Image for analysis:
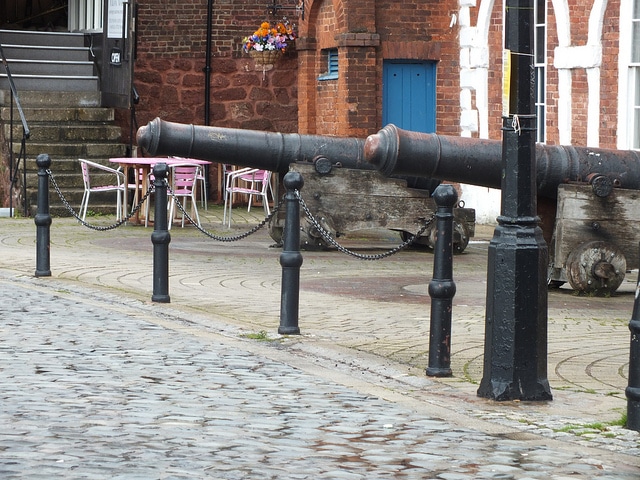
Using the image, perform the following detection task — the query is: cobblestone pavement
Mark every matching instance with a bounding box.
[1,205,639,478]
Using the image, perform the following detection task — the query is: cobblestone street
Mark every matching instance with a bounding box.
[0,212,639,478]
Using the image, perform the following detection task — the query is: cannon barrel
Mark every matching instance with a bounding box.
[137,118,370,173]
[364,124,640,198]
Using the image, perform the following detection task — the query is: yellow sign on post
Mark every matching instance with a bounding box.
[502,49,511,117]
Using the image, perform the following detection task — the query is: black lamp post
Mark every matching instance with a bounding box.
[477,0,552,401]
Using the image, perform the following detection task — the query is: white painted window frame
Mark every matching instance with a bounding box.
[68,0,104,32]
[631,1,640,149]
[535,0,548,143]
[618,0,639,150]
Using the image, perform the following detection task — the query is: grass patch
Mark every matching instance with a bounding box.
[241,330,271,341]
[554,413,628,435]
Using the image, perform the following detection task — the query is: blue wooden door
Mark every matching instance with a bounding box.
[383,61,436,133]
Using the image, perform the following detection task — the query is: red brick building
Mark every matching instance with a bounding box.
[4,0,637,217]
[125,0,638,218]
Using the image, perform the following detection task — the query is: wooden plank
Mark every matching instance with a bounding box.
[553,184,640,270]
[286,164,474,237]
[291,164,430,234]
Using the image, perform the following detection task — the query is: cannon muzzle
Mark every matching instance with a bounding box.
[365,124,640,198]
[137,118,369,173]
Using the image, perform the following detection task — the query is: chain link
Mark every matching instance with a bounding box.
[167,185,286,242]
[47,169,435,258]
[295,190,435,260]
[47,169,152,231]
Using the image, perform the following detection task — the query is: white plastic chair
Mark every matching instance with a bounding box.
[168,164,201,229]
[79,159,125,221]
[222,166,256,226]
[143,169,157,228]
[224,168,273,227]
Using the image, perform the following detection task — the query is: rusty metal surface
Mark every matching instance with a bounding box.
[137,117,371,174]
[365,124,640,199]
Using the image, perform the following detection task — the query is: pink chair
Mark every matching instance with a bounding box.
[224,168,273,227]
[171,157,207,208]
[168,164,201,229]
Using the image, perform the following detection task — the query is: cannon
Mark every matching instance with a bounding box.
[137,118,475,252]
[138,118,640,294]
[365,124,640,294]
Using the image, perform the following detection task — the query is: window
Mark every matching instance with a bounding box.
[632,0,640,149]
[534,0,547,143]
[318,48,338,80]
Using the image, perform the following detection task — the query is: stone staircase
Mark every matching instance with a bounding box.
[0,30,98,91]
[0,29,126,217]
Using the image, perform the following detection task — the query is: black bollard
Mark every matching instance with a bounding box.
[151,163,171,303]
[278,171,303,335]
[626,244,640,431]
[35,153,52,277]
[426,184,457,377]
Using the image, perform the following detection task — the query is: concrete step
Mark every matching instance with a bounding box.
[2,106,114,123]
[23,154,127,172]
[16,142,126,159]
[3,59,95,77]
[0,90,101,107]
[0,26,127,217]
[0,30,97,93]
[0,74,99,92]
[5,123,122,142]
[0,44,92,62]
[0,30,87,48]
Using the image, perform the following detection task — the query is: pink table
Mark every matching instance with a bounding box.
[109,157,211,224]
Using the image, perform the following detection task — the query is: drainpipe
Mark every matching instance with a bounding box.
[202,0,214,200]
[204,0,213,126]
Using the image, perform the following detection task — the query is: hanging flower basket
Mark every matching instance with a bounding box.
[242,19,296,70]
[249,49,281,66]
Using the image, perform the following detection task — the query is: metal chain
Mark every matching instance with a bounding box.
[167,185,286,242]
[47,169,152,231]
[48,169,434,256]
[295,190,435,260]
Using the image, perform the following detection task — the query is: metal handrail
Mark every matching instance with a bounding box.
[0,42,30,217]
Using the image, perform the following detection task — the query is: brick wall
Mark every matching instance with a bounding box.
[123,0,626,164]
[545,0,559,145]
[486,7,505,141]
[116,0,300,198]
[470,0,623,148]
[600,1,621,149]
[298,0,460,137]
[121,0,299,143]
